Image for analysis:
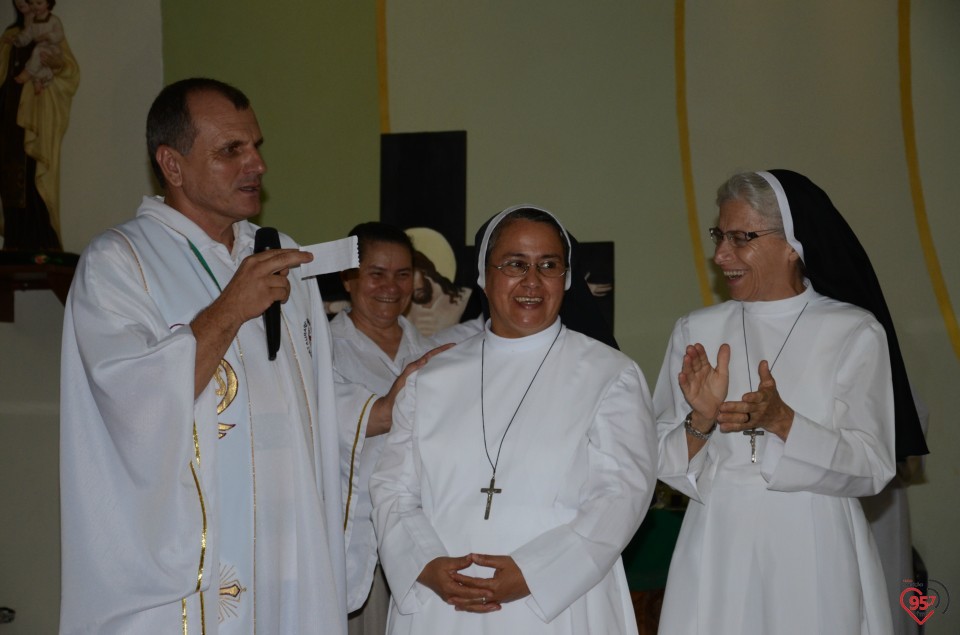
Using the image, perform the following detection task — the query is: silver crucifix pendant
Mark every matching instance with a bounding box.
[743,429,765,463]
[480,476,502,520]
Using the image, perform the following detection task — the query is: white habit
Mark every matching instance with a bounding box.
[655,285,895,634]
[330,311,435,627]
[371,320,657,634]
[60,197,348,634]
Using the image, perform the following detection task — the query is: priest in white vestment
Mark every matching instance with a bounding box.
[59,79,351,634]
[656,170,926,635]
[371,205,657,634]
[331,222,439,634]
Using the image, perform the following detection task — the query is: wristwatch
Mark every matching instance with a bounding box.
[683,411,716,440]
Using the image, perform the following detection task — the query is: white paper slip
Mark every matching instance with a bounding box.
[299,236,359,278]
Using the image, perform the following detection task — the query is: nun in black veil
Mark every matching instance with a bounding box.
[654,169,924,634]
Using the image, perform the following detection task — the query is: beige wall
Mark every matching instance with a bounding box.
[1,1,956,632]
[159,1,382,245]
[384,3,959,632]
[0,2,163,633]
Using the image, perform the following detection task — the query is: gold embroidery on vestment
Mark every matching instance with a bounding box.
[186,423,208,634]
[235,341,258,630]
[215,359,238,414]
[215,359,239,439]
[109,228,149,293]
[218,564,246,622]
[344,394,376,532]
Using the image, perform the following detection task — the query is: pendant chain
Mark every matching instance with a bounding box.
[740,301,808,464]
[480,327,562,478]
[741,301,808,391]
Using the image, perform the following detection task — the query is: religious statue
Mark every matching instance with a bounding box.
[0,0,79,251]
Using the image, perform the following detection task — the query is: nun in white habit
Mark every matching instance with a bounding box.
[370,205,657,634]
[655,170,919,634]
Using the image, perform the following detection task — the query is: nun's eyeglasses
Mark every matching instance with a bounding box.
[708,227,781,248]
[492,259,567,278]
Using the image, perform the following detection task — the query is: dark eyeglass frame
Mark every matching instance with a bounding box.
[708,227,781,248]
[491,259,568,278]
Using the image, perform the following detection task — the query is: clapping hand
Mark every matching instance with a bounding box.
[717,360,794,440]
[678,343,730,426]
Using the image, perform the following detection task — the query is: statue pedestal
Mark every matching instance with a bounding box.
[0,251,79,322]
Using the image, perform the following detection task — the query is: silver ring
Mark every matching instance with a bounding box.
[480,596,487,605]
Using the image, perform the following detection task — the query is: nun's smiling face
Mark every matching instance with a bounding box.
[713,198,803,302]
[485,219,565,338]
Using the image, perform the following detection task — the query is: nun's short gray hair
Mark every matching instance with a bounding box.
[715,172,784,232]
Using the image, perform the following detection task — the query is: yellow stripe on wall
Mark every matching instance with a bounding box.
[377,0,391,134]
[674,0,713,307]
[898,0,960,359]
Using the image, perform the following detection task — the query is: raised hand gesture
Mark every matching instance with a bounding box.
[679,343,730,422]
[718,360,794,440]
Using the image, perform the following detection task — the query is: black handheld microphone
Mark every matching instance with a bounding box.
[254,227,282,361]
